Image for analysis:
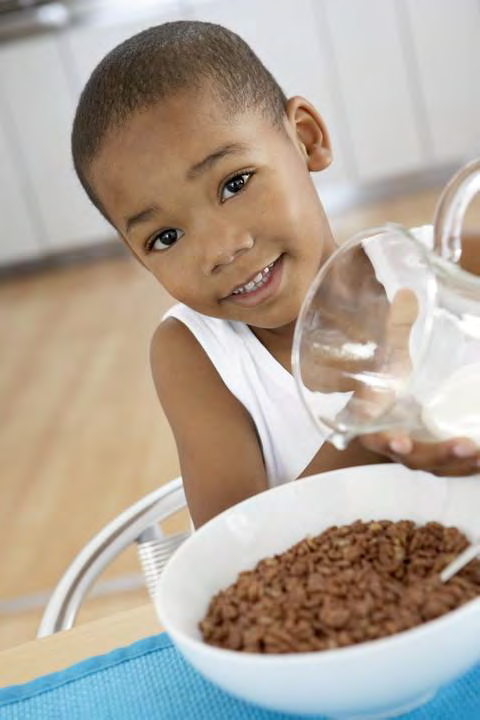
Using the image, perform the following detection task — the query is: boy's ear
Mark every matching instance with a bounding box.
[285,96,332,172]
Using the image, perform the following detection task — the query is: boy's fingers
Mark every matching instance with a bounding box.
[361,431,413,457]
[361,432,480,475]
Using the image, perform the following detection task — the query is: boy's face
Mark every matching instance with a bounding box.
[89,87,334,331]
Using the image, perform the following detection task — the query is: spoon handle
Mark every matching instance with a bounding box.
[440,541,480,583]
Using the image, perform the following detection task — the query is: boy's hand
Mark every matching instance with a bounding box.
[360,431,480,476]
[357,288,480,476]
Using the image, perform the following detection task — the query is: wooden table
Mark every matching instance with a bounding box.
[0,604,162,688]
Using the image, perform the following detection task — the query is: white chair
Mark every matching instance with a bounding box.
[38,476,190,637]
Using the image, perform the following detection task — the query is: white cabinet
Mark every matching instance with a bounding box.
[0,110,40,263]
[322,0,425,182]
[404,0,480,165]
[0,34,112,253]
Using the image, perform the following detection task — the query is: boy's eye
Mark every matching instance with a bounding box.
[220,172,253,202]
[146,228,184,252]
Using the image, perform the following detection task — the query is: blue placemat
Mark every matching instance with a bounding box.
[0,632,478,719]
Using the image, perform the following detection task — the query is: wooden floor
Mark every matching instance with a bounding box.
[1,186,479,652]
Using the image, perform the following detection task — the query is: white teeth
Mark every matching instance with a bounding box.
[231,261,275,296]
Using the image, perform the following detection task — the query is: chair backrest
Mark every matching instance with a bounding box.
[38,477,190,637]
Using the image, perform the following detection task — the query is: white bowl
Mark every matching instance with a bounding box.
[155,464,480,719]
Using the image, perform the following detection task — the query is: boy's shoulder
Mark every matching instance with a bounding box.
[150,306,253,445]
[150,311,224,404]
[151,304,239,381]
[151,310,201,366]
[151,303,255,400]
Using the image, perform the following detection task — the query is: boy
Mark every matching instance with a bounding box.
[71,21,479,527]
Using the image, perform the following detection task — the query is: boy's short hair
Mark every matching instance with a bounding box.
[72,20,288,215]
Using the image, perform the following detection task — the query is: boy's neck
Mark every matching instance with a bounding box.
[249,321,296,373]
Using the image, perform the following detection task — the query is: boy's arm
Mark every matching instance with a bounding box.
[151,318,268,528]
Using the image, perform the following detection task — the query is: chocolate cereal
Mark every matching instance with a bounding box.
[199,520,480,653]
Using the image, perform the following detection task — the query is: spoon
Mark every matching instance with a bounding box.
[440,540,480,583]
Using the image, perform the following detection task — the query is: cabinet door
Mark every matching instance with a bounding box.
[404,0,480,165]
[0,34,112,253]
[0,108,40,263]
[189,0,351,188]
[323,0,425,182]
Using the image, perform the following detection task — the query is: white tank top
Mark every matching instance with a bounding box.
[162,305,343,487]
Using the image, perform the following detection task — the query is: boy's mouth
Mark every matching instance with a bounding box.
[225,255,284,306]
[231,260,276,295]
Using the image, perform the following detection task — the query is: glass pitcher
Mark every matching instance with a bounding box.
[292,158,480,450]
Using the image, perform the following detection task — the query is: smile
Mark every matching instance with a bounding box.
[224,255,284,308]
[231,261,276,296]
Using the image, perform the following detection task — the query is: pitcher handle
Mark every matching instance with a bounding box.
[433,157,480,263]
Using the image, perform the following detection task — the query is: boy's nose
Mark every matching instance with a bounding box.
[200,227,255,275]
